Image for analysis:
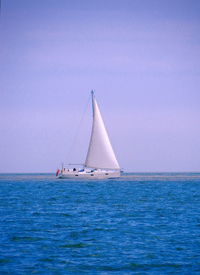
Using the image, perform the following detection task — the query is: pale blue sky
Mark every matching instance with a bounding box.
[0,0,200,172]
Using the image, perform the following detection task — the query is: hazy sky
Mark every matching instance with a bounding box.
[0,0,200,172]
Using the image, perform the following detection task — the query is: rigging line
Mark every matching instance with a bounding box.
[65,94,91,165]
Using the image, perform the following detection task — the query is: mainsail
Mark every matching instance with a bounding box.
[85,91,120,170]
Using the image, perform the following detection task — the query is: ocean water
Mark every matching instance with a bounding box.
[0,173,200,274]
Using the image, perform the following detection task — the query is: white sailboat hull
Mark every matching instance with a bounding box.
[57,170,120,179]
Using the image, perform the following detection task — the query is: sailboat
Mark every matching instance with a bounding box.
[57,91,120,179]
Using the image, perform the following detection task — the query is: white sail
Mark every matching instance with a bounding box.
[85,91,120,170]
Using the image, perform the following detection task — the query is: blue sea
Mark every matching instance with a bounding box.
[0,173,200,274]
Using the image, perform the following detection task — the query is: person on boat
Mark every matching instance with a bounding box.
[73,168,76,171]
[56,169,60,176]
